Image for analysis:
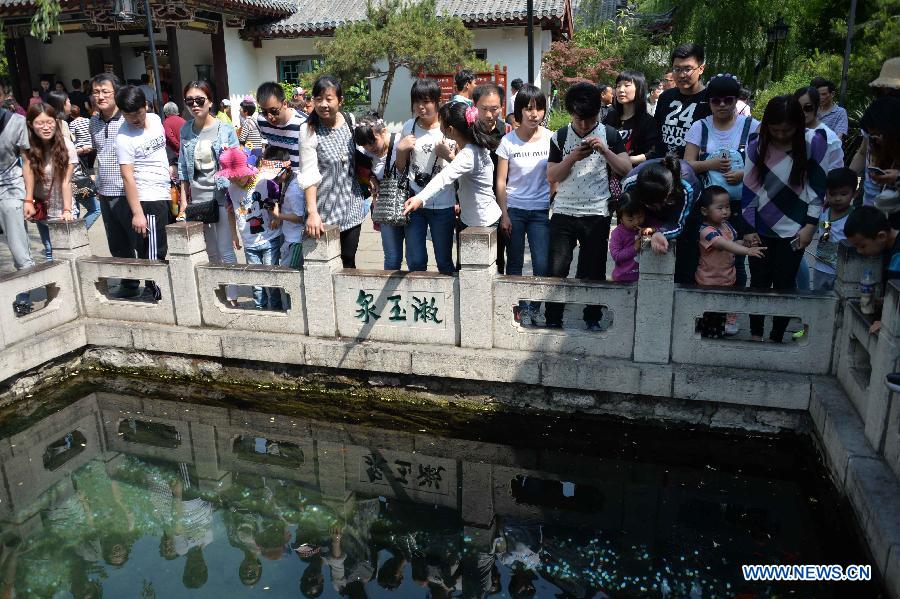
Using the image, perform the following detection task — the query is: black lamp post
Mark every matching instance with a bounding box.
[766,16,789,81]
[113,0,163,110]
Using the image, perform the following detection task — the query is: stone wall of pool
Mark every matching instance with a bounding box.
[0,219,898,597]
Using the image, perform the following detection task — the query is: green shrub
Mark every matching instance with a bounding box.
[546,109,571,132]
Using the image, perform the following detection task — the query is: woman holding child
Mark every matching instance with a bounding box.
[178,80,240,306]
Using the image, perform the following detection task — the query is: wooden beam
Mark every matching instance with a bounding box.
[166,26,184,111]
[211,16,229,101]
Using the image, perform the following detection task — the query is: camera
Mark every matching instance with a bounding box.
[413,171,433,188]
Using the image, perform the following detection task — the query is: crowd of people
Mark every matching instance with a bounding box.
[0,46,898,339]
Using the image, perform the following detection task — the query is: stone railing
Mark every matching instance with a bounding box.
[0,219,890,418]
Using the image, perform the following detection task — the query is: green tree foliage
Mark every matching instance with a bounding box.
[318,0,474,114]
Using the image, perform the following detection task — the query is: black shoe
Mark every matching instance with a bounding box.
[585,321,603,332]
[887,373,900,393]
[544,321,563,329]
[13,302,32,317]
[143,283,162,301]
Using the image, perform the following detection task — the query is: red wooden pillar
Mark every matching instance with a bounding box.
[166,26,184,110]
[211,17,229,101]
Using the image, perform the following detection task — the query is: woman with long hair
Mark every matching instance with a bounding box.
[742,95,840,342]
[24,103,76,260]
[177,80,241,306]
[300,75,366,268]
[622,156,701,284]
[603,70,659,166]
[47,90,102,230]
[403,101,501,228]
[393,79,457,274]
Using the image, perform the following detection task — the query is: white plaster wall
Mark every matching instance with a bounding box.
[246,27,554,127]
[174,29,214,91]
[26,33,91,83]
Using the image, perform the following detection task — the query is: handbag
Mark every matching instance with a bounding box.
[185,199,219,223]
[32,199,48,221]
[71,160,95,199]
[372,134,410,227]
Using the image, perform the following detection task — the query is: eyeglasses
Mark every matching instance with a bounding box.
[709,96,736,106]
[259,106,283,117]
[800,103,816,113]
[183,97,208,107]
[672,66,700,76]
[32,122,56,130]
[91,90,114,97]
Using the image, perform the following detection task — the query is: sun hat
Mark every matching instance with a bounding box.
[215,147,258,179]
[221,98,231,106]
[870,57,900,90]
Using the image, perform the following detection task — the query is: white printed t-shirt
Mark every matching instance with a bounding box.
[115,112,170,203]
[281,176,306,244]
[395,118,456,209]
[684,115,760,156]
[227,172,283,248]
[496,127,551,211]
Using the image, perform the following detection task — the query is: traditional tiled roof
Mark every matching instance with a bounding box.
[0,0,293,18]
[245,0,569,39]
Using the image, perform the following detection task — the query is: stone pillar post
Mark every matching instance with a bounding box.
[302,225,341,338]
[835,240,882,300]
[166,222,208,327]
[864,281,900,452]
[44,220,91,315]
[458,227,496,349]
[633,244,675,364]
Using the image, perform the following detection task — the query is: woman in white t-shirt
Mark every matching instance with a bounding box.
[394,79,457,274]
[496,85,552,324]
[403,102,501,229]
[354,113,404,270]
[24,102,77,261]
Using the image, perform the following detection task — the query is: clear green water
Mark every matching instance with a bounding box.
[0,377,884,598]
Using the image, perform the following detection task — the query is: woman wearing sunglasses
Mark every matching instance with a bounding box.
[683,75,760,305]
[793,87,844,171]
[177,80,241,306]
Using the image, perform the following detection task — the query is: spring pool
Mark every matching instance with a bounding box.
[0,376,884,598]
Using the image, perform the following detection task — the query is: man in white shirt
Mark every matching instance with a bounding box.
[115,85,171,298]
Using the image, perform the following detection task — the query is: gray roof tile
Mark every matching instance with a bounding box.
[250,0,567,37]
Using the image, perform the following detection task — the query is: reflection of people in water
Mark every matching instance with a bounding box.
[320,498,382,595]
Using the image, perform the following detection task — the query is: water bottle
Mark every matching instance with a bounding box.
[860,269,876,315]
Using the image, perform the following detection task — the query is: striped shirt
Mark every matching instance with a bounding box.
[741,128,837,239]
[239,116,263,150]
[70,117,92,149]
[256,108,306,168]
[89,110,125,196]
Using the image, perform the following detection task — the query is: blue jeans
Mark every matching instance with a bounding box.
[796,254,811,291]
[812,269,836,291]
[506,208,550,277]
[35,221,52,261]
[244,236,283,310]
[77,194,102,229]
[380,224,405,270]
[406,206,456,274]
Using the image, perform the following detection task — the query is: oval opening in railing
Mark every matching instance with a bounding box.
[42,429,87,471]
[509,474,604,512]
[117,419,181,448]
[232,435,305,469]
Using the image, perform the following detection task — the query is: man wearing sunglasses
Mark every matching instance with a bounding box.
[654,43,711,158]
[255,81,306,169]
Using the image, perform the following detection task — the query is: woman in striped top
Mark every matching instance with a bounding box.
[742,95,841,342]
[238,98,264,151]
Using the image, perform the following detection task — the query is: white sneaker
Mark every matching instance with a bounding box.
[724,313,739,336]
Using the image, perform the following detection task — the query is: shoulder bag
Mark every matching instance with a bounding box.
[372,133,410,227]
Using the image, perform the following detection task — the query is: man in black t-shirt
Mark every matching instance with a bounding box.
[654,43,711,158]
